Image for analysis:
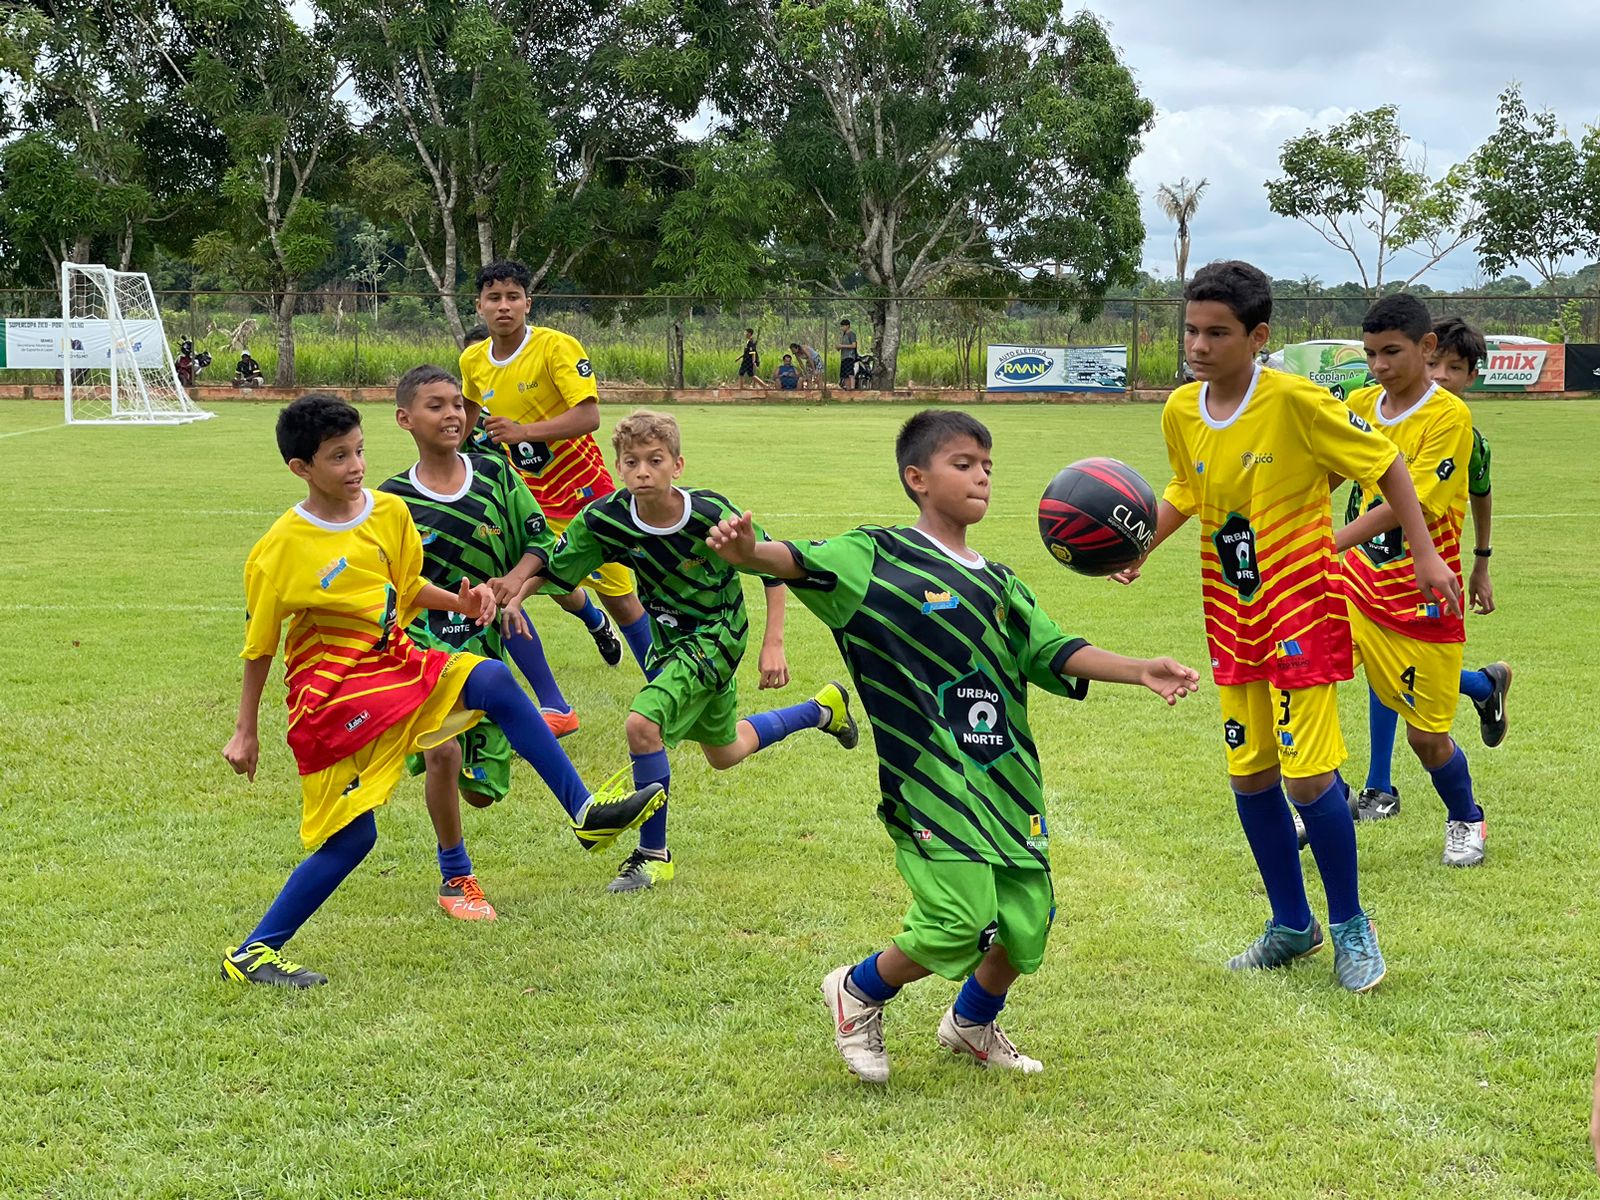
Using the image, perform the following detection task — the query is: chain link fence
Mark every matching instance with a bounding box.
[3,287,1596,391]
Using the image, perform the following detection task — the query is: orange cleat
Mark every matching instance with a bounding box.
[541,707,580,739]
[438,874,497,921]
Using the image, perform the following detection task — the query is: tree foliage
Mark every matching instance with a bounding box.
[1470,85,1599,288]
[1265,105,1474,297]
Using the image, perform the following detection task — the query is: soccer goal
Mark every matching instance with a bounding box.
[61,262,214,425]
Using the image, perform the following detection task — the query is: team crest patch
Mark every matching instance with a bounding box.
[921,590,959,614]
[1436,458,1456,481]
[1349,412,1372,432]
[995,602,1008,625]
[318,557,349,589]
[1223,717,1246,749]
[576,358,593,378]
[938,669,1012,768]
[1049,543,1072,564]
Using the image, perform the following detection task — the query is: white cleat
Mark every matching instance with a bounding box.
[1443,817,1487,867]
[936,1006,1044,1073]
[821,964,889,1084]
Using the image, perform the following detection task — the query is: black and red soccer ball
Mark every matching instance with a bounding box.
[1038,458,1158,577]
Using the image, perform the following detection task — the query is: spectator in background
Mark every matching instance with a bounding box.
[837,319,859,391]
[235,351,264,387]
[737,327,766,390]
[790,342,823,388]
[776,353,800,390]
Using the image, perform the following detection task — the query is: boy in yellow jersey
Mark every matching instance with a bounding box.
[460,261,655,675]
[1115,261,1460,992]
[219,395,664,988]
[1337,295,1488,867]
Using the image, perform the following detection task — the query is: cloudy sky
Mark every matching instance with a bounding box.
[1101,0,1600,288]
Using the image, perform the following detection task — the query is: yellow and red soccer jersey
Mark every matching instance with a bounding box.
[241,489,452,775]
[1161,366,1399,688]
[1340,383,1474,644]
[458,326,616,520]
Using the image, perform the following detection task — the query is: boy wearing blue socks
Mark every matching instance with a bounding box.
[220,395,663,987]
[496,410,858,893]
[707,409,1199,1082]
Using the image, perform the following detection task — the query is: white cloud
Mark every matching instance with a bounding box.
[1098,0,1600,288]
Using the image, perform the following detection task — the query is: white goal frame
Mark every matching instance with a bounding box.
[61,262,214,425]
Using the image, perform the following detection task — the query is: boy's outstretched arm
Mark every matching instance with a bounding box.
[1060,644,1200,706]
[1110,499,1190,585]
[1468,491,1494,614]
[415,578,498,626]
[489,549,550,607]
[758,582,791,689]
[223,656,273,781]
[705,511,805,579]
[1371,454,1462,616]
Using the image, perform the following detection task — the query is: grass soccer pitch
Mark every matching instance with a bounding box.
[1,398,1596,1199]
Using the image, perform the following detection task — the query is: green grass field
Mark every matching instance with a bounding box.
[1,398,1596,1198]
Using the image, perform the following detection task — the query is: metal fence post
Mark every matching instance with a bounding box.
[1129,301,1141,390]
[353,318,361,392]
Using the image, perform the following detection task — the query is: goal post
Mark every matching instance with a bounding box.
[61,262,214,425]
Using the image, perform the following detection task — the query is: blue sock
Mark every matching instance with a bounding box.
[631,749,671,853]
[502,609,570,714]
[953,975,1007,1026]
[1233,783,1313,930]
[240,810,377,949]
[464,659,588,819]
[1427,743,1483,823]
[1365,687,1398,794]
[571,591,606,633]
[1460,668,1493,704]
[745,700,823,749]
[437,839,471,883]
[847,952,900,1004]
[618,613,656,678]
[1297,775,1361,925]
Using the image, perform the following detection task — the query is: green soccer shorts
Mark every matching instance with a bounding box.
[405,720,513,805]
[891,846,1056,980]
[630,651,740,749]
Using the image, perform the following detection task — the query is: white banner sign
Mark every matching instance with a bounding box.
[986,344,1127,392]
[1479,345,1548,387]
[2,317,166,369]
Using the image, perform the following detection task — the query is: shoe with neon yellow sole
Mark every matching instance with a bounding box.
[607,848,674,893]
[814,680,860,750]
[571,770,665,852]
[221,942,328,988]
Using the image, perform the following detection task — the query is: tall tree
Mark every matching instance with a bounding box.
[0,1,218,283]
[1266,105,1473,297]
[181,0,350,386]
[1470,85,1599,288]
[754,1,1152,384]
[1155,176,1207,283]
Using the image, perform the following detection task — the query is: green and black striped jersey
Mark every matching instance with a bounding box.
[1468,426,1492,497]
[541,487,780,686]
[378,452,553,659]
[784,526,1088,870]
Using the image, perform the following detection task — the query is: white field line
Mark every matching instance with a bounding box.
[0,424,70,440]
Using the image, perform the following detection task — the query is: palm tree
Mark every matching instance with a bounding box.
[1156,177,1208,282]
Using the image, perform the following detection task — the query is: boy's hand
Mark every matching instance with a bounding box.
[501,605,531,640]
[1108,559,1144,586]
[1412,547,1463,618]
[223,729,260,782]
[758,640,790,689]
[482,415,526,444]
[1140,658,1200,706]
[460,578,498,627]
[705,510,759,566]
[1468,559,1495,614]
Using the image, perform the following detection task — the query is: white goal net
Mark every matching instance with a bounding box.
[61,262,213,425]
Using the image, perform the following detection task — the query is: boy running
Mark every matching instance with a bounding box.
[1355,316,1511,822]
[1338,296,1494,867]
[707,410,1200,1082]
[460,260,650,674]
[379,364,581,920]
[1115,261,1460,992]
[496,410,858,893]
[220,395,663,987]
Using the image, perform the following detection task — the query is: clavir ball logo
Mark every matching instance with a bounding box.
[993,347,1056,385]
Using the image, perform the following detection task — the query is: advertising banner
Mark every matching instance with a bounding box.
[1562,343,1600,392]
[1,317,166,370]
[986,344,1127,393]
[1279,342,1373,398]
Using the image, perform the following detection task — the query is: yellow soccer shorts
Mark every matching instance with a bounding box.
[546,514,636,598]
[1217,679,1346,779]
[297,652,486,848]
[1349,604,1463,734]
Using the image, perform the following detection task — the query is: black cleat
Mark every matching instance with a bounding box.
[1473,662,1511,748]
[1356,786,1400,821]
[589,611,624,667]
[221,942,328,988]
[572,776,665,852]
